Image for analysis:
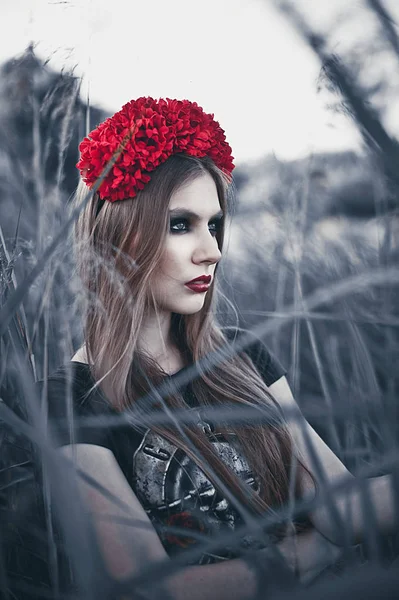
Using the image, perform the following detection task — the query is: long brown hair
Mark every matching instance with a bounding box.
[72,153,298,519]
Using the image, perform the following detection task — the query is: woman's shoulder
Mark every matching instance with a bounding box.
[223,326,287,387]
[35,361,116,449]
[36,361,95,400]
[35,361,112,423]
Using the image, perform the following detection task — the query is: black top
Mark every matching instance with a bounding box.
[37,333,287,565]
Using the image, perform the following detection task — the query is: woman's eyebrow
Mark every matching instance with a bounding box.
[169,208,224,220]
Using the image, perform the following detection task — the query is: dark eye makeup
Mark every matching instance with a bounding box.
[169,216,223,236]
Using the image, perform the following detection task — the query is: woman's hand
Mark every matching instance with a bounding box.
[275,528,344,585]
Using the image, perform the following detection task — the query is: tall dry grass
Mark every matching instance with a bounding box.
[1,2,399,598]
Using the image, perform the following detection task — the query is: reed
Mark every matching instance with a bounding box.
[1,3,399,597]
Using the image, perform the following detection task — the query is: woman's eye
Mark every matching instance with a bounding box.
[208,220,222,237]
[169,218,222,235]
[170,218,190,233]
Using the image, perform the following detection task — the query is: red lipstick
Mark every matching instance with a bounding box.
[186,275,212,284]
[185,274,212,293]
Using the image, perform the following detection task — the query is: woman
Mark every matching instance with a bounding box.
[41,97,396,599]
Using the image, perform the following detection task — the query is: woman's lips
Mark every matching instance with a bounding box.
[185,274,211,292]
[185,282,210,293]
[186,275,212,284]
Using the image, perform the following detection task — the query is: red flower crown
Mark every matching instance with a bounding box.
[76,97,235,202]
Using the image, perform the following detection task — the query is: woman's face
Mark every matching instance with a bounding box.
[150,172,223,315]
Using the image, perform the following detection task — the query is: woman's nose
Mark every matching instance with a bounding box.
[192,230,222,266]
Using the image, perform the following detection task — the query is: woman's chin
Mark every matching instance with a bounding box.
[172,298,206,315]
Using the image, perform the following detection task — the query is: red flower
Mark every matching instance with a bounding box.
[76,97,234,202]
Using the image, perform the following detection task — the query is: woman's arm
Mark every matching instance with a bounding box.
[59,444,341,599]
[165,529,340,600]
[268,376,397,544]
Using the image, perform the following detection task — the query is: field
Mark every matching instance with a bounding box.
[1,2,399,598]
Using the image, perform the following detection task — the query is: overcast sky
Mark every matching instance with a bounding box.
[2,0,395,165]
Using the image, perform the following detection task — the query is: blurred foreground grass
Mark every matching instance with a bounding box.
[1,2,399,597]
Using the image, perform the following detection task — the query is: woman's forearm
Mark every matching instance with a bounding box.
[269,382,397,544]
[337,473,396,542]
[367,474,397,536]
[308,472,397,545]
[165,556,258,600]
[162,529,342,600]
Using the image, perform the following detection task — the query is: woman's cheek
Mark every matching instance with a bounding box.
[168,239,191,264]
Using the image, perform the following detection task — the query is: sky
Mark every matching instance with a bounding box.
[0,0,390,166]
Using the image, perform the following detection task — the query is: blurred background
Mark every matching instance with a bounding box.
[1,0,399,597]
